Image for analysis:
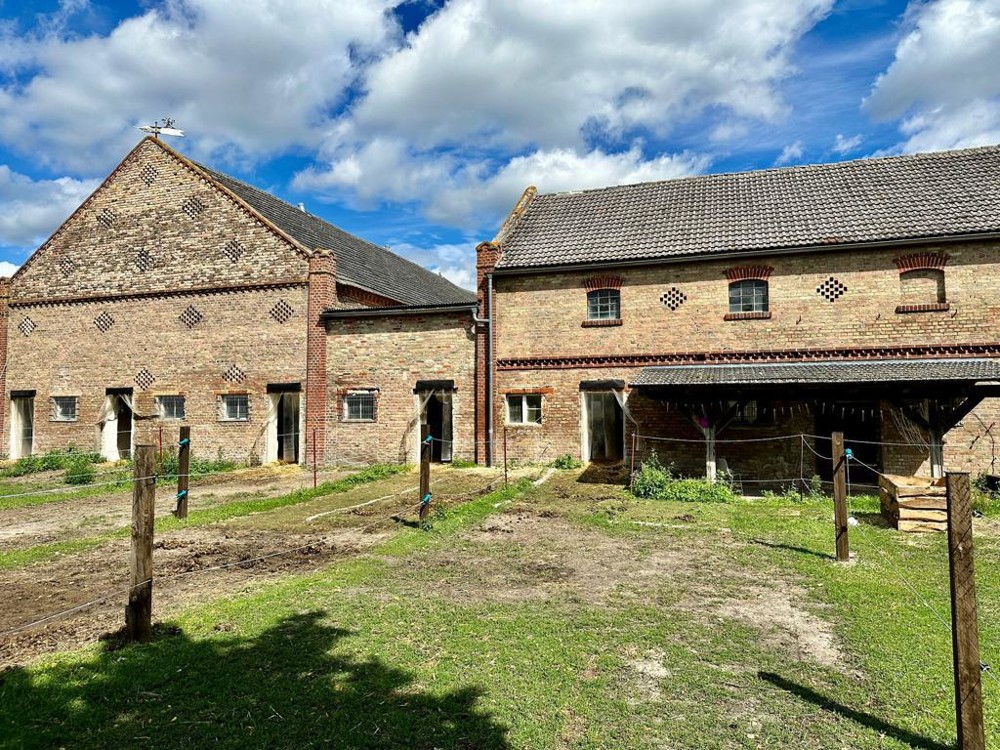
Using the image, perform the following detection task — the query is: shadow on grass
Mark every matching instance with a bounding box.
[577,462,628,485]
[758,671,952,750]
[0,611,509,750]
[854,512,892,529]
[750,538,833,561]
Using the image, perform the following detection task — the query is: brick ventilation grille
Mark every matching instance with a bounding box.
[135,249,154,272]
[223,364,247,384]
[96,208,117,228]
[660,287,687,311]
[18,317,36,336]
[179,305,203,329]
[139,165,158,186]
[816,277,847,302]
[94,311,115,333]
[223,239,245,263]
[270,300,294,323]
[134,368,156,391]
[181,196,206,218]
[58,257,75,276]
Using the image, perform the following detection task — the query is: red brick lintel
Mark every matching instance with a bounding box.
[583,275,623,292]
[10,279,308,308]
[894,252,950,273]
[724,265,773,282]
[496,343,1000,371]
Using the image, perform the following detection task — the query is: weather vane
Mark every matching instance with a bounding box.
[138,118,184,140]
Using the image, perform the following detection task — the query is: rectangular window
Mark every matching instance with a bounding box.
[728,279,769,314]
[156,395,185,420]
[587,289,621,320]
[506,394,543,425]
[220,394,249,421]
[51,396,78,422]
[344,392,376,422]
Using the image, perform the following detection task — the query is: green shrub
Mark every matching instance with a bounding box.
[450,458,477,469]
[155,447,238,479]
[629,453,736,503]
[551,454,583,470]
[64,456,97,485]
[1,447,102,478]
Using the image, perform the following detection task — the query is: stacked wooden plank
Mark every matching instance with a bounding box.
[879,474,947,532]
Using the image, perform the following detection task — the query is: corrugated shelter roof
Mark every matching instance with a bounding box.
[495,146,1000,270]
[201,166,476,307]
[632,359,1000,387]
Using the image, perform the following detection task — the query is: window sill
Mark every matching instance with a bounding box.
[895,303,950,314]
[219,418,250,423]
[724,311,772,321]
[342,419,377,424]
[582,318,622,328]
[506,422,543,428]
[49,418,78,423]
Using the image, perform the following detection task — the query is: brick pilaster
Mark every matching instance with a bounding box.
[475,241,500,465]
[306,250,337,464]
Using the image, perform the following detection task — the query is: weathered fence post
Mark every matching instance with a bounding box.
[419,423,432,521]
[946,472,986,750]
[503,426,509,487]
[126,443,155,643]
[831,431,850,562]
[312,427,318,489]
[174,425,190,519]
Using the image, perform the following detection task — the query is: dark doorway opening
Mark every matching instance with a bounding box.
[814,402,881,487]
[586,391,624,462]
[421,391,453,463]
[275,392,300,464]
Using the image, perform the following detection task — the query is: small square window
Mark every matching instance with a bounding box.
[220,394,249,421]
[728,279,769,314]
[51,396,78,422]
[156,395,186,420]
[506,394,543,425]
[587,289,621,320]
[344,392,376,422]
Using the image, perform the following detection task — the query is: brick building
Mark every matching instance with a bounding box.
[0,137,476,465]
[475,146,1000,487]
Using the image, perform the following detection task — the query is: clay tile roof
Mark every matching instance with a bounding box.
[632,359,1000,387]
[495,145,1000,270]
[200,166,475,307]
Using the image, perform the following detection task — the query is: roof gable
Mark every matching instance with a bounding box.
[495,145,1000,270]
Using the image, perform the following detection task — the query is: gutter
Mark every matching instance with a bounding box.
[490,231,1000,277]
[322,302,477,319]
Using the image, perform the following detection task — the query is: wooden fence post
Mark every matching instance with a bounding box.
[312,428,318,489]
[946,472,986,750]
[503,426,509,487]
[126,444,155,643]
[419,423,432,521]
[831,431,850,562]
[173,425,190,519]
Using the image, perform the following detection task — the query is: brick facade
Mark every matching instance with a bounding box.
[481,238,1000,481]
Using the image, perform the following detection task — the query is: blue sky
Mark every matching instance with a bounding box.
[0,0,998,288]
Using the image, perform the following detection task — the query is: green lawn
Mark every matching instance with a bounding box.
[1,470,996,749]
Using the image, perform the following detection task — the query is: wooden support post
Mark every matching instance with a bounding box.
[930,400,945,479]
[832,431,850,563]
[419,423,432,521]
[705,423,717,483]
[946,472,986,750]
[126,444,155,643]
[503,426,509,487]
[630,431,638,485]
[173,425,190,520]
[312,428,317,489]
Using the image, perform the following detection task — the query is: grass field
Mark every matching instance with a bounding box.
[1,466,998,749]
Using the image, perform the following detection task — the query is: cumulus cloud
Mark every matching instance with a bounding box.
[0,0,397,172]
[865,0,1000,152]
[832,133,863,154]
[776,141,805,165]
[389,242,477,290]
[0,261,20,276]
[0,165,98,248]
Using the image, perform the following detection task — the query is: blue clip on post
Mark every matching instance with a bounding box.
[176,489,188,500]
[421,493,432,506]
[424,435,433,445]
[845,448,854,459]
[178,438,190,447]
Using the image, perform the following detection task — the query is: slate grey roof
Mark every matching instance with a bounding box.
[495,146,1000,270]
[200,166,475,307]
[632,359,1000,387]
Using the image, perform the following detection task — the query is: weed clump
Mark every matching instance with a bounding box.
[629,452,735,503]
[551,454,583,470]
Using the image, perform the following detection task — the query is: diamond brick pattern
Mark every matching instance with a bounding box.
[58,257,75,276]
[223,239,245,263]
[94,311,115,333]
[96,208,117,228]
[270,299,294,323]
[139,165,158,186]
[495,146,1000,270]
[135,248,154,272]
[660,287,687,311]
[817,276,847,302]
[181,196,206,218]
[18,317,36,336]
[223,364,246,384]
[134,368,155,391]
[179,305,203,329]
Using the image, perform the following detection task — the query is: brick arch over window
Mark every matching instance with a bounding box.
[895,253,949,313]
[582,275,623,292]
[894,252,950,273]
[724,265,773,282]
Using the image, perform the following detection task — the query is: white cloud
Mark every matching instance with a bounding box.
[832,133,863,154]
[387,241,476,290]
[776,141,804,165]
[865,0,1000,152]
[0,261,20,276]
[0,165,99,248]
[0,0,397,171]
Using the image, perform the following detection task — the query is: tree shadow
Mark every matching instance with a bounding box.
[0,611,510,750]
[758,671,952,750]
[750,538,834,561]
